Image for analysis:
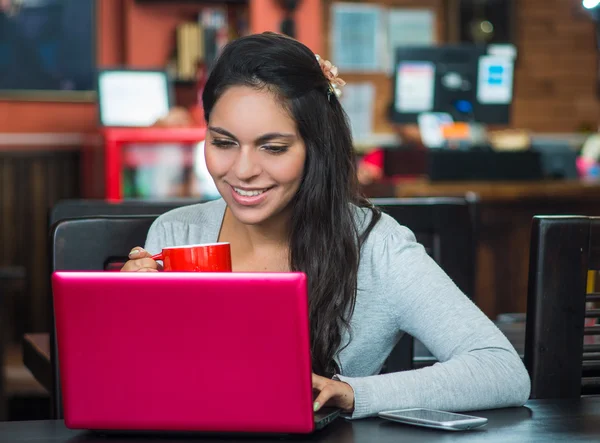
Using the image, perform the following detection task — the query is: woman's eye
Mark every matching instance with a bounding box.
[263,145,289,154]
[211,139,236,148]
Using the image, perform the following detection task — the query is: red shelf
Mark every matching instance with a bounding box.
[102,127,207,144]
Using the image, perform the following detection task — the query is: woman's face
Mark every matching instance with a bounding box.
[205,86,306,226]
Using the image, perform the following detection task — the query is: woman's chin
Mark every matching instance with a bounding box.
[228,207,273,226]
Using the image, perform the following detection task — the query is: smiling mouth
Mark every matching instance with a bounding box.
[232,186,273,197]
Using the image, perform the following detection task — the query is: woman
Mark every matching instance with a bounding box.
[122,32,530,418]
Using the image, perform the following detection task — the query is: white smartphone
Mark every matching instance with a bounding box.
[378,408,488,431]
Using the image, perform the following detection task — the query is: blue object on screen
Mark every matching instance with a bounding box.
[455,100,473,114]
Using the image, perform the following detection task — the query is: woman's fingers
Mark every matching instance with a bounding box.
[312,373,328,390]
[121,248,159,272]
[128,247,152,259]
[311,373,355,413]
[313,384,336,412]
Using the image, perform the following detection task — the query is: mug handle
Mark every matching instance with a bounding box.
[151,253,163,262]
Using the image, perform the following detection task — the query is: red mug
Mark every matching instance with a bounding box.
[151,242,232,272]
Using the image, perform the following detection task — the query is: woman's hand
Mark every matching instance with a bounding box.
[312,373,355,413]
[120,247,161,272]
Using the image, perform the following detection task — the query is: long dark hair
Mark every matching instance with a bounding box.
[203,32,381,377]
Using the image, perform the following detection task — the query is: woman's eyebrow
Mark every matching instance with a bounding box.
[209,126,295,144]
[208,126,238,140]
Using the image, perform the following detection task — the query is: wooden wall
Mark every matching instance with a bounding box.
[511,0,599,132]
[0,146,81,335]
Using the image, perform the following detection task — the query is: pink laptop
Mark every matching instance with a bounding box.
[52,271,339,434]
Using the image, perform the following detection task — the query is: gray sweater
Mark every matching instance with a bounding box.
[144,198,530,419]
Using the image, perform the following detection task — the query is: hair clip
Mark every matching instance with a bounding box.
[316,54,346,100]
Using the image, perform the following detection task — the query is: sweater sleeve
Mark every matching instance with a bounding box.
[143,218,166,256]
[334,223,530,419]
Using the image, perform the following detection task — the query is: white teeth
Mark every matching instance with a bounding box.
[234,187,267,197]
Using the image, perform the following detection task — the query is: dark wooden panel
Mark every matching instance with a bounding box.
[22,334,52,394]
[0,148,81,338]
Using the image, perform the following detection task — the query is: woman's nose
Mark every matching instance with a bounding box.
[232,147,261,181]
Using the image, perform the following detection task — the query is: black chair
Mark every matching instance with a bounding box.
[371,197,478,373]
[49,199,204,226]
[46,199,207,419]
[53,197,477,292]
[50,216,159,419]
[525,216,600,399]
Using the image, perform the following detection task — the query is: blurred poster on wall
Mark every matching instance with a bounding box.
[331,3,385,72]
[386,9,436,73]
[388,9,435,47]
[0,0,96,101]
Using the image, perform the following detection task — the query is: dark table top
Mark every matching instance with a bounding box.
[2,398,600,442]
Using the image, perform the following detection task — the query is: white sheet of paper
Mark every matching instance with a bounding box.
[331,3,384,72]
[340,82,376,142]
[386,9,436,72]
[98,72,171,127]
[476,55,514,105]
[395,61,436,113]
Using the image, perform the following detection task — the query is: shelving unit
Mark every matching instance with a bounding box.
[122,0,251,107]
[82,127,208,200]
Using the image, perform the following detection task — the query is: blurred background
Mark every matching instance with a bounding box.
[2,0,600,422]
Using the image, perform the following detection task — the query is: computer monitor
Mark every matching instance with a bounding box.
[390,45,514,124]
